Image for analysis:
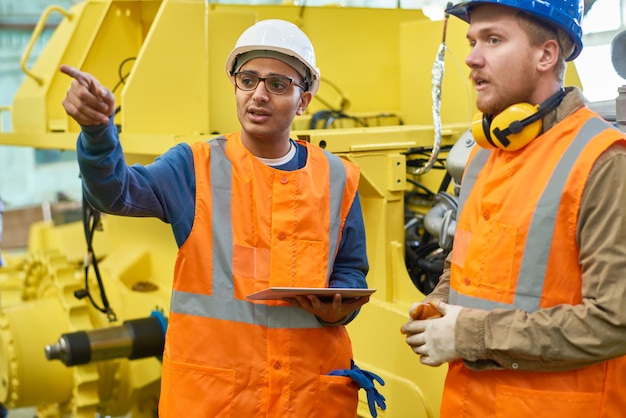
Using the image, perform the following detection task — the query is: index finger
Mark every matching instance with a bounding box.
[400,319,427,335]
[59,65,95,91]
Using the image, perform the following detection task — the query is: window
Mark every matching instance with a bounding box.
[577,0,626,101]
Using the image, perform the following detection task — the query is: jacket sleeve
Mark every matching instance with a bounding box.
[423,251,451,302]
[76,117,197,247]
[321,192,369,326]
[329,192,369,289]
[455,142,626,372]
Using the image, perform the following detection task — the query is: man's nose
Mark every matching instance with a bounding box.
[252,79,270,100]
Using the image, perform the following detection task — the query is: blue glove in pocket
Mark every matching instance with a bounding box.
[328,360,386,417]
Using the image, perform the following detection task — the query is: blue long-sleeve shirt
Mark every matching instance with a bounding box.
[77,119,369,296]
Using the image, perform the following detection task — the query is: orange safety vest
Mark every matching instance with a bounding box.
[158,132,362,417]
[445,109,626,417]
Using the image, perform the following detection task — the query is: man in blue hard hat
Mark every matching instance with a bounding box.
[402,0,626,416]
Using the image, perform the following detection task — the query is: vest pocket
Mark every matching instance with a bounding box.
[162,359,235,417]
[315,374,359,417]
[294,240,326,287]
[464,219,518,298]
[495,384,602,418]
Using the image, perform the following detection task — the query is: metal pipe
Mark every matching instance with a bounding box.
[19,5,72,85]
[45,315,166,367]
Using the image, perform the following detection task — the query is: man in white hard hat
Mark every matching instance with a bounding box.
[401,0,626,417]
[61,19,384,418]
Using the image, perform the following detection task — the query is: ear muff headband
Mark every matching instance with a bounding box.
[472,88,567,151]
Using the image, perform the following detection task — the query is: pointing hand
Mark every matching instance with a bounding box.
[59,65,116,126]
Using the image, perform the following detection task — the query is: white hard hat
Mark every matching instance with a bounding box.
[225,19,320,95]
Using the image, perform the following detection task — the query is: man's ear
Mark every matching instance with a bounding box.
[297,91,313,115]
[538,39,560,72]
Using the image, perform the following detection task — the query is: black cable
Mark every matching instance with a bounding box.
[310,78,404,129]
[406,145,451,171]
[406,178,436,200]
[313,77,349,113]
[438,171,453,193]
[110,57,136,129]
[313,95,340,112]
[111,57,136,94]
[79,195,117,322]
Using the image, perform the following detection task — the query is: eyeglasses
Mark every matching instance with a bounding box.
[234,72,306,95]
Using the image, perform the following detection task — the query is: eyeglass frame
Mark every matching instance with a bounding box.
[233,71,307,95]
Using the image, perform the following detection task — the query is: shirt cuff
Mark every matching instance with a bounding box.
[455,307,489,361]
[316,310,358,326]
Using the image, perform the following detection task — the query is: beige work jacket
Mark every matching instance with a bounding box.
[427,87,626,372]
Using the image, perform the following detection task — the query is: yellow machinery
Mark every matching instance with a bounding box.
[0,1,584,417]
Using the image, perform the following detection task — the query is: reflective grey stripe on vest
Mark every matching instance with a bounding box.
[451,118,611,312]
[171,138,347,328]
[457,147,491,216]
[324,149,347,282]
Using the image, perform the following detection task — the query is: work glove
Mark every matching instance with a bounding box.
[408,300,442,320]
[328,360,386,417]
[402,300,462,367]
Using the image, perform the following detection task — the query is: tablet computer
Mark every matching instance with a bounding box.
[247,287,376,301]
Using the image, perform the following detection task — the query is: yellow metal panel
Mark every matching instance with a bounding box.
[565,61,582,87]
[0,131,79,150]
[400,17,582,127]
[206,10,259,135]
[12,1,108,133]
[214,5,426,118]
[7,2,583,146]
[346,147,446,417]
[81,1,162,123]
[400,17,475,126]
[121,1,253,136]
[388,154,407,192]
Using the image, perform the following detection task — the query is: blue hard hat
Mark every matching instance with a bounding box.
[446,0,584,61]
